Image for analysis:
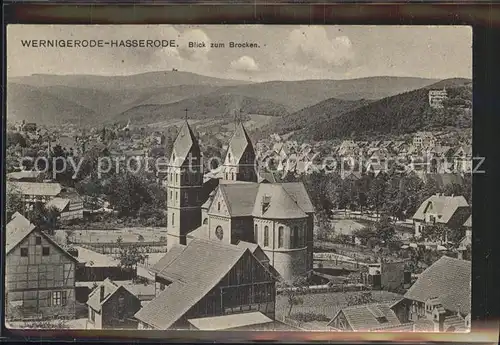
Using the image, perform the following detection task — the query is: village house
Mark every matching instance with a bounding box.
[5,213,77,320]
[86,278,142,329]
[413,132,437,150]
[135,238,278,330]
[328,303,413,332]
[412,194,470,240]
[457,215,472,260]
[7,181,63,210]
[338,140,359,157]
[46,188,84,222]
[453,145,473,174]
[390,256,471,332]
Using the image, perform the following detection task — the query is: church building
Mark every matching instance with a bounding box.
[165,120,315,280]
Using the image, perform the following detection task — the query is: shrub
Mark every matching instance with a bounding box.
[291,312,330,323]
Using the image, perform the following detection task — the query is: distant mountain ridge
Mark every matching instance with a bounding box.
[6,72,467,130]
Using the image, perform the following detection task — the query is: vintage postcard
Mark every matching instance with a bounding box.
[5,25,472,332]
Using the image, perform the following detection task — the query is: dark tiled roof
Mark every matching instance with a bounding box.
[225,122,255,164]
[135,239,250,329]
[252,184,307,219]
[170,121,201,167]
[404,256,471,314]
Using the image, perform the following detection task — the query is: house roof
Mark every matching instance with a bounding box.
[8,181,62,196]
[86,278,134,312]
[187,225,210,240]
[404,256,471,314]
[225,122,255,165]
[412,194,469,223]
[136,239,259,329]
[6,212,36,253]
[463,215,472,228]
[7,171,42,181]
[170,121,201,167]
[252,184,307,220]
[73,246,120,267]
[328,303,401,331]
[187,312,273,330]
[6,213,77,262]
[46,197,70,212]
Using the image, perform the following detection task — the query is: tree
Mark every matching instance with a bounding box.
[107,173,152,216]
[346,292,375,306]
[367,175,386,216]
[315,210,332,241]
[374,214,396,245]
[6,184,24,219]
[278,277,307,317]
[117,244,146,276]
[29,203,60,233]
[420,223,449,243]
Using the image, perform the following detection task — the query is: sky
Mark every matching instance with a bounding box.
[7,25,472,81]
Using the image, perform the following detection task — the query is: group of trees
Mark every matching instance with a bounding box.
[292,170,471,222]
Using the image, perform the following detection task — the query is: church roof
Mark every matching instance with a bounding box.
[252,184,308,219]
[281,183,315,213]
[170,121,201,167]
[225,122,255,164]
[219,183,260,217]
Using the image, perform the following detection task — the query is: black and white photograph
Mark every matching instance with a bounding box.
[5,25,472,332]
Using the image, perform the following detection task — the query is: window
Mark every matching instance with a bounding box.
[175,191,178,201]
[278,226,284,248]
[171,213,175,226]
[183,192,189,204]
[264,226,269,247]
[293,226,299,248]
[203,218,209,225]
[175,174,178,183]
[170,191,173,200]
[52,291,67,306]
[42,247,50,256]
[254,224,258,243]
[160,283,165,291]
[218,202,221,211]
[21,248,28,257]
[36,236,42,245]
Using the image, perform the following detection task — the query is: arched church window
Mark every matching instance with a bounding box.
[215,226,224,240]
[264,226,269,247]
[203,218,208,225]
[254,224,258,243]
[218,202,221,211]
[171,213,174,226]
[278,226,284,248]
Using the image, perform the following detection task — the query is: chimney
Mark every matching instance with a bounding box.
[100,285,105,302]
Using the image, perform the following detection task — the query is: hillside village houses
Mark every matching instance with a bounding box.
[412,194,471,241]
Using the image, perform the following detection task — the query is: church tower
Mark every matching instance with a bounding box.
[166,120,204,250]
[222,119,258,182]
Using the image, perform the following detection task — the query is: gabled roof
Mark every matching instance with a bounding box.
[412,194,469,223]
[7,171,42,181]
[404,256,471,314]
[169,121,201,167]
[280,183,315,213]
[46,197,70,212]
[328,303,401,331]
[8,181,62,196]
[6,213,77,262]
[135,239,263,330]
[224,122,255,165]
[87,278,135,312]
[252,184,307,220]
[6,212,36,254]
[218,183,260,217]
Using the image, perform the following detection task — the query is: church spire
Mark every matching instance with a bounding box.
[223,116,257,182]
